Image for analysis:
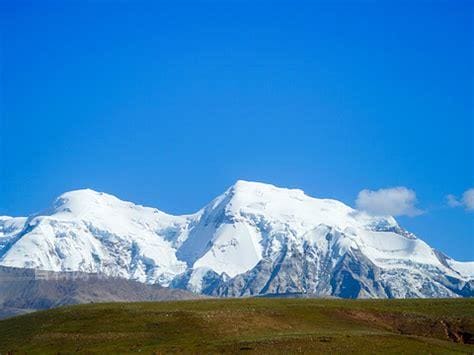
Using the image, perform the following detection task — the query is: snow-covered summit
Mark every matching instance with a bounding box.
[52,188,125,214]
[0,188,189,285]
[1,181,472,298]
[218,179,398,232]
[49,188,188,235]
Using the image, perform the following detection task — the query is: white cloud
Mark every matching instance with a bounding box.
[446,194,462,208]
[356,187,423,217]
[462,188,474,211]
[445,188,474,211]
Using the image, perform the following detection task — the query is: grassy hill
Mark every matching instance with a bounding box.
[0,298,472,354]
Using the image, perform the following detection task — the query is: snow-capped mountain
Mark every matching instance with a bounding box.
[1,181,472,298]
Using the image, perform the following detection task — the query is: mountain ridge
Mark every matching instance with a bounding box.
[1,180,472,298]
[0,265,204,319]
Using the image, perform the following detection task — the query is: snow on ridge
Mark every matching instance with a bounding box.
[447,259,474,279]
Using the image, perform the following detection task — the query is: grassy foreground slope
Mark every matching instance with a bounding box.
[0,298,472,354]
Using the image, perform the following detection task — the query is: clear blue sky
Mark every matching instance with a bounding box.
[1,0,473,260]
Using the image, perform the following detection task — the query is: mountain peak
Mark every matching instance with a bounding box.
[230,180,305,195]
[53,189,122,215]
[56,188,110,201]
[223,180,309,210]
[220,180,355,225]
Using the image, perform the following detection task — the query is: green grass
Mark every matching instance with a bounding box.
[0,298,473,354]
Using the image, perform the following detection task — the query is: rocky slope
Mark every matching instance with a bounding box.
[0,266,203,319]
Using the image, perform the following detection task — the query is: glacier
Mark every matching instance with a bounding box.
[1,180,473,298]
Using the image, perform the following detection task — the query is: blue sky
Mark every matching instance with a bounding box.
[1,0,473,260]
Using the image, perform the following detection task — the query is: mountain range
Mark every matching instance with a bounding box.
[1,180,472,298]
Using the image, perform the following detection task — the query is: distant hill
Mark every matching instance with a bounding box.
[0,298,472,353]
[0,266,203,319]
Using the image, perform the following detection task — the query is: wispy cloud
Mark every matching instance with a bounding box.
[356,187,423,217]
[447,188,474,211]
[446,194,462,208]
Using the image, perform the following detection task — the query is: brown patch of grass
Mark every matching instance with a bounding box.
[335,308,474,344]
